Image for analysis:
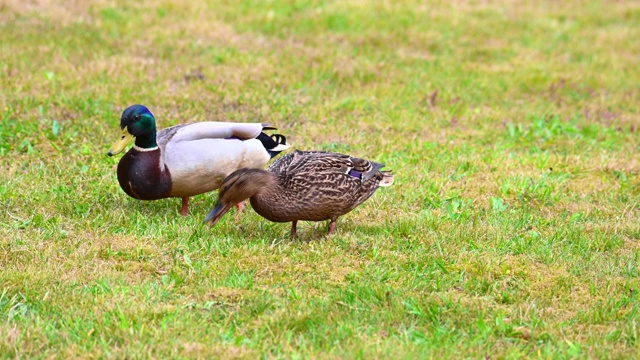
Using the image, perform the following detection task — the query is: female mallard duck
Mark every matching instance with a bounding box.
[203,150,394,236]
[107,104,289,215]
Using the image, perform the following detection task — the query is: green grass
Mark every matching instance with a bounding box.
[1,0,640,358]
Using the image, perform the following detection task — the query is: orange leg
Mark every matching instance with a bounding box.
[180,197,189,216]
[233,201,245,221]
[327,220,337,235]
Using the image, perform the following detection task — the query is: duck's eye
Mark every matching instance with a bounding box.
[134,115,141,121]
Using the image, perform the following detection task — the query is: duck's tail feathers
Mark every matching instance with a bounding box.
[370,161,385,173]
[262,124,277,131]
[257,132,290,158]
[356,160,387,181]
[379,171,394,187]
[351,156,385,173]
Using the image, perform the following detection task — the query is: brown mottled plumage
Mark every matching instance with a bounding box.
[204,150,394,236]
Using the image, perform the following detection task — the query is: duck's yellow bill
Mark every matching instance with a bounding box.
[108,127,134,156]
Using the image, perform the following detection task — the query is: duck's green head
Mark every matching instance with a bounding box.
[108,104,158,156]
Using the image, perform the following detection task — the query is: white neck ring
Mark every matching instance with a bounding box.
[133,145,159,152]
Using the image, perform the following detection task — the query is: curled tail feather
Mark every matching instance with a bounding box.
[256,132,290,158]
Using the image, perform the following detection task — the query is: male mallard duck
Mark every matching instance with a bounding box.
[203,150,394,236]
[107,104,289,215]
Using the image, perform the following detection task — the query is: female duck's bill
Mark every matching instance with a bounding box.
[204,201,232,226]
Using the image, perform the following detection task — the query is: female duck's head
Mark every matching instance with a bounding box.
[204,168,276,226]
[108,104,158,156]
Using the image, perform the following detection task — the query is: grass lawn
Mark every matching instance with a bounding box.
[2,0,640,358]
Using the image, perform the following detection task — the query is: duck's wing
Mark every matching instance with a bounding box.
[267,149,329,174]
[270,150,393,218]
[267,152,296,174]
[281,150,377,177]
[288,156,372,216]
[271,150,389,189]
[157,122,268,147]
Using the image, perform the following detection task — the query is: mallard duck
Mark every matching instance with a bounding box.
[107,104,289,215]
[203,150,394,236]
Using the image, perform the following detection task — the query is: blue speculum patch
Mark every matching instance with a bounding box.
[348,170,363,179]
